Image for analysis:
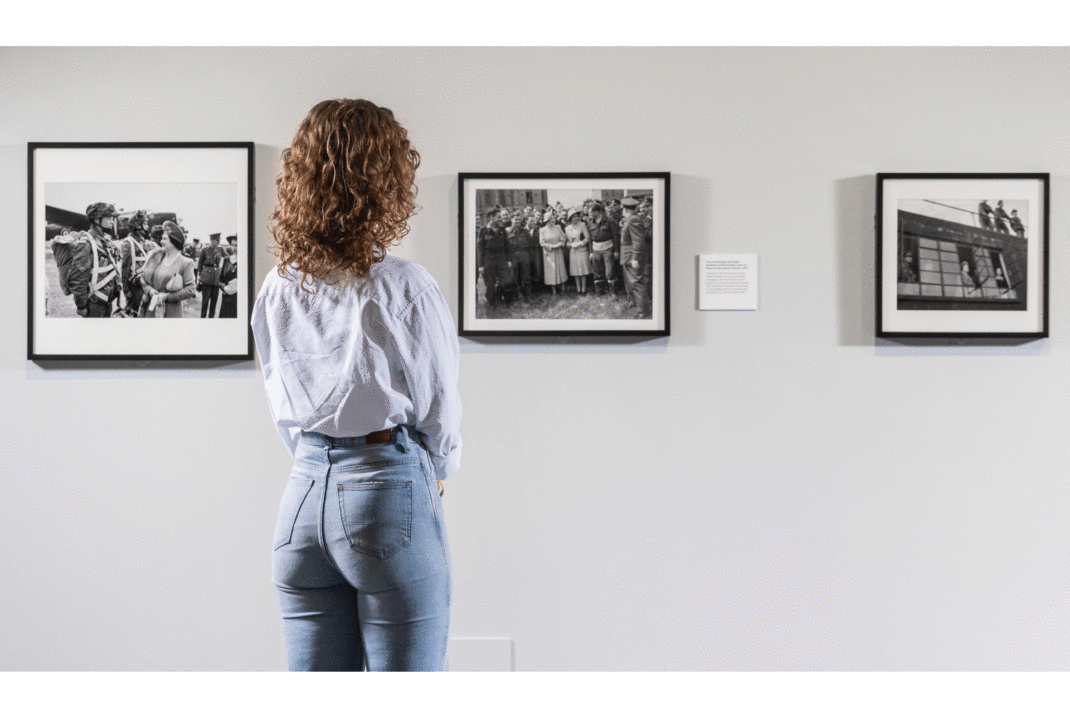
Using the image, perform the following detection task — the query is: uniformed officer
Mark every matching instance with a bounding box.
[184,238,199,278]
[476,209,514,308]
[1009,209,1025,238]
[506,212,539,298]
[525,213,544,290]
[198,232,227,318]
[65,202,124,318]
[120,210,151,316]
[619,197,651,318]
[994,201,1012,234]
[978,200,995,230]
[607,198,623,228]
[586,202,619,296]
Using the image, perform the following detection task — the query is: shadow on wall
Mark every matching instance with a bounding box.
[834,175,876,348]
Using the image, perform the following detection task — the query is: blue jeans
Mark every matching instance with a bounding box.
[272,426,451,671]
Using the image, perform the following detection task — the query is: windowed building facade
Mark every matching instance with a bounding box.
[896,210,1027,311]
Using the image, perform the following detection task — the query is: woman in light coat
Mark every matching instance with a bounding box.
[539,209,568,295]
[139,222,197,318]
[564,208,591,294]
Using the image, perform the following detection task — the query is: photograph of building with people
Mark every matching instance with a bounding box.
[896,198,1028,311]
[474,187,654,320]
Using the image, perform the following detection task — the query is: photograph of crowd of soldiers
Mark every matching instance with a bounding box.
[47,202,240,319]
[475,193,654,320]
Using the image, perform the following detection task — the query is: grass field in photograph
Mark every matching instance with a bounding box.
[476,277,638,320]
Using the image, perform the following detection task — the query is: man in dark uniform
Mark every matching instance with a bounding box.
[898,251,918,283]
[1009,209,1025,238]
[607,198,623,229]
[619,197,651,318]
[120,210,151,316]
[476,209,514,308]
[586,202,619,296]
[525,213,544,291]
[198,233,227,318]
[640,196,653,230]
[65,202,123,318]
[506,212,539,298]
[149,224,165,247]
[638,196,655,298]
[994,201,1011,234]
[183,238,199,281]
[978,200,995,230]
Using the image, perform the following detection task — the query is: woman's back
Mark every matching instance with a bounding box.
[254,98,459,671]
[253,252,461,476]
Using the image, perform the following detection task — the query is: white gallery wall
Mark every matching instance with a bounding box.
[2,46,1069,671]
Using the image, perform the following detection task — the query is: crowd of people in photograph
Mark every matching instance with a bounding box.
[475,195,654,318]
[49,202,240,319]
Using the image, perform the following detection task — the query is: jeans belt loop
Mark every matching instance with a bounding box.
[395,426,410,453]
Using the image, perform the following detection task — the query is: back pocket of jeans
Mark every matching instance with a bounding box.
[273,476,314,551]
[337,480,412,558]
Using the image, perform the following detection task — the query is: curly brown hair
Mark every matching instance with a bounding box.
[269,99,421,287]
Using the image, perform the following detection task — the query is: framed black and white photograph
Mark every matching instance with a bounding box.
[458,172,669,338]
[877,173,1049,339]
[28,142,255,360]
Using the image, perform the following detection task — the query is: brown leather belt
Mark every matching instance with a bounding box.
[365,428,392,444]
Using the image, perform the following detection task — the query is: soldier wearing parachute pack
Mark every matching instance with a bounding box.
[120,210,151,316]
[50,202,124,318]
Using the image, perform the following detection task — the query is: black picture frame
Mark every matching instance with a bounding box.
[28,142,255,361]
[876,173,1049,340]
[458,172,670,339]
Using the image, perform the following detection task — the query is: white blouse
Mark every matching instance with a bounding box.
[251,253,462,479]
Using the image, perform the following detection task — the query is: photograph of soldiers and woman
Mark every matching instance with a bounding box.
[474,187,654,320]
[896,198,1028,311]
[43,182,240,320]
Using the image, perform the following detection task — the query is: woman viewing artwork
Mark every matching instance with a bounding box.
[539,208,568,295]
[252,99,461,671]
[139,221,196,318]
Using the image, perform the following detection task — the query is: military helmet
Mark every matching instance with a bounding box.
[86,202,119,222]
[130,210,149,229]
